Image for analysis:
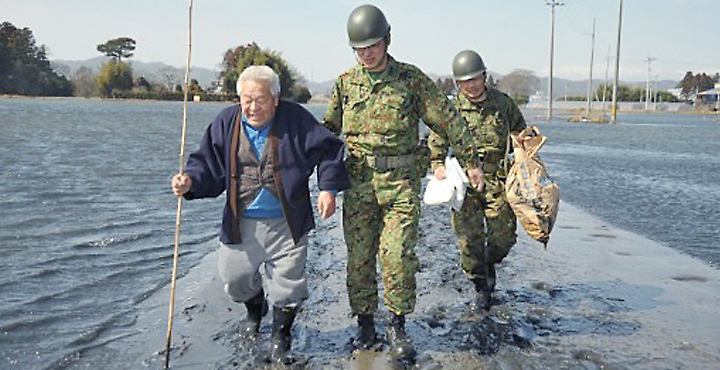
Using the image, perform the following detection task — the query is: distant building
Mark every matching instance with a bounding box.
[697,83,720,109]
[667,88,683,99]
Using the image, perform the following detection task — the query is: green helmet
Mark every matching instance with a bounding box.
[452,50,487,81]
[347,4,391,48]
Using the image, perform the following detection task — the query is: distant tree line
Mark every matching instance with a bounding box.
[677,71,719,100]
[496,69,539,104]
[435,69,539,105]
[585,84,679,103]
[1,23,312,102]
[558,84,679,103]
[218,42,311,103]
[571,71,717,103]
[0,22,72,96]
[4,22,714,105]
[435,77,456,96]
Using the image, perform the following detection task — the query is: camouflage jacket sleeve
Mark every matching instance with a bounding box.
[321,77,343,136]
[508,97,527,134]
[428,126,449,170]
[416,73,480,169]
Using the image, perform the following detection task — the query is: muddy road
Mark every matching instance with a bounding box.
[71,196,720,370]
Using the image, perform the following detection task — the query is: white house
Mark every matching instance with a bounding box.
[697,82,720,109]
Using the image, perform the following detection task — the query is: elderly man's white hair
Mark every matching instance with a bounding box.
[236,65,281,98]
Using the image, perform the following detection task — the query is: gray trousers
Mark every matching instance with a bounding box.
[218,217,308,307]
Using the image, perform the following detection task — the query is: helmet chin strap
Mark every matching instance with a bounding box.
[470,89,488,103]
[363,54,387,72]
[455,81,488,103]
[354,37,390,72]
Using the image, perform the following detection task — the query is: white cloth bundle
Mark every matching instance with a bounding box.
[423,156,468,211]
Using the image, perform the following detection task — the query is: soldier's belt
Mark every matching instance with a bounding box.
[364,154,416,169]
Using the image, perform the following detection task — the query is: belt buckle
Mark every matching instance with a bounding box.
[375,156,387,169]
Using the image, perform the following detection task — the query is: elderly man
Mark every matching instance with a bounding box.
[171,65,349,364]
[323,4,484,362]
[430,50,526,312]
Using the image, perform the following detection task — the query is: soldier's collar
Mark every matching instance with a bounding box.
[467,89,489,104]
[459,88,492,107]
[361,55,399,83]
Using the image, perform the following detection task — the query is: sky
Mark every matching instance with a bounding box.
[3,0,720,84]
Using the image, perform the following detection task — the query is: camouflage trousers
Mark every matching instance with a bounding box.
[343,160,421,316]
[452,173,517,289]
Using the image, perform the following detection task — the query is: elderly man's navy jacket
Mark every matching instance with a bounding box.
[183,100,349,244]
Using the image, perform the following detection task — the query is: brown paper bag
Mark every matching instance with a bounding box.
[505,126,560,247]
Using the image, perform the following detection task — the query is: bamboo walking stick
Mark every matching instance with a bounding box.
[165,0,194,368]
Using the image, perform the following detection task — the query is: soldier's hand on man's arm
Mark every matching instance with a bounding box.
[317,191,337,219]
[466,168,484,191]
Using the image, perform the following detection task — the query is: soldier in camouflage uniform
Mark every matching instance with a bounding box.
[323,5,484,362]
[429,50,526,312]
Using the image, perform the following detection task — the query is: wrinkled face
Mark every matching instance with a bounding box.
[457,73,487,101]
[354,38,388,72]
[240,80,278,128]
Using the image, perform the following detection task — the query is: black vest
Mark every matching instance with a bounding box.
[237,123,278,213]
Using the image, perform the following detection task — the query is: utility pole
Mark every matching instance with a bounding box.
[587,18,596,116]
[653,76,659,111]
[611,0,623,123]
[645,56,656,111]
[546,0,563,121]
[602,46,610,113]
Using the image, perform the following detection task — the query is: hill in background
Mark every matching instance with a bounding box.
[52,57,219,90]
[52,57,680,100]
[307,71,679,100]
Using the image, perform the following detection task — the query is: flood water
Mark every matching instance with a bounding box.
[528,108,720,269]
[0,98,718,369]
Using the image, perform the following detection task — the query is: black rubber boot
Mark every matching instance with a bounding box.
[487,263,497,291]
[472,289,492,313]
[241,290,268,339]
[269,305,299,365]
[472,264,496,313]
[356,314,377,349]
[386,313,416,362]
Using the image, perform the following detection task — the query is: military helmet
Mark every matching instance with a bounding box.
[347,4,391,48]
[452,50,487,81]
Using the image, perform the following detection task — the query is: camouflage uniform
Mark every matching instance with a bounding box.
[429,88,526,291]
[323,56,479,316]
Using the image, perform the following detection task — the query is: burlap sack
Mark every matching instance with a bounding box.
[505,126,559,247]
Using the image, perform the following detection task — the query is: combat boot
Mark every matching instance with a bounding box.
[269,305,299,365]
[471,264,497,313]
[356,314,377,349]
[386,313,416,362]
[472,288,492,313]
[487,263,496,291]
[241,290,267,339]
